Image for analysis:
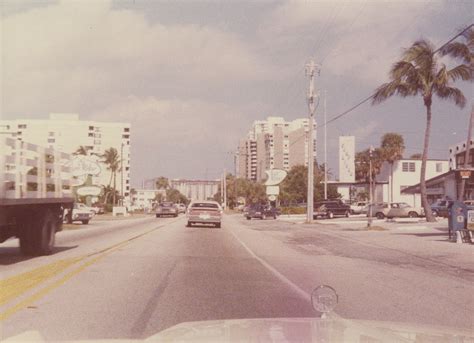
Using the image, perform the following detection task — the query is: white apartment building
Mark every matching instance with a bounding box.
[376,158,449,206]
[169,179,219,202]
[449,138,474,170]
[0,113,131,198]
[236,116,316,181]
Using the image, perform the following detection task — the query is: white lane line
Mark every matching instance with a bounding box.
[227,220,342,319]
[227,227,311,302]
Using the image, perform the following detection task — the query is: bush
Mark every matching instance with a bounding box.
[280,207,307,215]
[104,204,113,213]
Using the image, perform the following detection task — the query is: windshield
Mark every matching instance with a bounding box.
[1,1,473,342]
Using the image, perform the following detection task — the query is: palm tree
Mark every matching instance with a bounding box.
[441,28,474,201]
[372,39,471,222]
[380,133,405,203]
[101,147,121,205]
[74,145,91,156]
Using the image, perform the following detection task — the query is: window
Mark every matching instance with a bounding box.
[48,132,55,137]
[122,134,129,139]
[436,163,443,173]
[124,127,130,132]
[402,162,415,172]
[89,126,94,130]
[47,138,55,143]
[18,124,27,129]
[88,133,94,137]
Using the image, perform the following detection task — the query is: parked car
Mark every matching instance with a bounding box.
[64,203,94,224]
[90,203,105,215]
[350,201,368,215]
[246,204,279,220]
[176,203,187,214]
[186,201,222,228]
[430,199,452,217]
[386,202,424,219]
[463,200,474,210]
[242,206,250,217]
[76,202,96,216]
[313,200,351,219]
[366,203,390,219]
[156,202,178,217]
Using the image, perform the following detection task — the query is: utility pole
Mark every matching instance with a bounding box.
[367,146,374,228]
[305,60,319,223]
[120,143,124,206]
[324,90,328,200]
[459,104,474,201]
[223,168,227,210]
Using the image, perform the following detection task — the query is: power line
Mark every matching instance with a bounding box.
[317,23,474,130]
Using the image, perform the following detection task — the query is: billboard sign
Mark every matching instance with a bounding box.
[264,169,287,186]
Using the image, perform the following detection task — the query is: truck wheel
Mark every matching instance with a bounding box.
[345,211,350,217]
[82,220,90,225]
[327,211,334,219]
[246,217,251,220]
[432,210,438,217]
[21,209,56,256]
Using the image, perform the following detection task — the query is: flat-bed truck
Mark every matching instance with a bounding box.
[0,137,74,255]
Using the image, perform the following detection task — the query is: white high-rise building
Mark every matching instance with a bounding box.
[0,113,131,198]
[339,136,355,183]
[236,116,316,181]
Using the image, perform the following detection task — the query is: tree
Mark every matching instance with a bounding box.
[380,133,405,202]
[101,147,121,206]
[372,39,471,222]
[155,177,169,190]
[410,153,422,159]
[279,164,339,206]
[74,145,91,156]
[165,188,188,204]
[441,28,474,201]
[355,148,384,203]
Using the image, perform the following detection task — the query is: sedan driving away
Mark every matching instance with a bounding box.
[156,202,178,218]
[186,201,222,228]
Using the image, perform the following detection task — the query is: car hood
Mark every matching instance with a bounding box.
[146,317,473,342]
[5,318,473,342]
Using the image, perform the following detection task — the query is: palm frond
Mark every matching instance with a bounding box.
[447,64,473,82]
[434,85,466,108]
[440,41,471,64]
[372,81,417,104]
[390,61,416,80]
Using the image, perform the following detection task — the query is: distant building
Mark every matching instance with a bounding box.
[169,179,220,202]
[131,189,165,211]
[0,113,131,199]
[403,138,474,201]
[377,158,449,206]
[236,116,316,181]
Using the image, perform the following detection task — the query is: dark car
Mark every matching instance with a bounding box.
[156,202,178,217]
[246,204,279,220]
[430,200,452,218]
[313,200,351,219]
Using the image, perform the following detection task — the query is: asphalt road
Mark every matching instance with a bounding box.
[1,214,472,340]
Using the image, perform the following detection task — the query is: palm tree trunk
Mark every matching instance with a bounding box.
[113,171,116,206]
[421,101,435,222]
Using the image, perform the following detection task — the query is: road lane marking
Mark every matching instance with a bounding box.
[227,224,343,319]
[0,218,182,321]
[0,257,83,307]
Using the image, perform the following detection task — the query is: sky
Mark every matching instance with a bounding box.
[1,0,473,187]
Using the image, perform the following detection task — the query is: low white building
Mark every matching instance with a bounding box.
[376,158,449,206]
[131,189,165,211]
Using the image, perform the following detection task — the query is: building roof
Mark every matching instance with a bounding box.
[400,168,474,194]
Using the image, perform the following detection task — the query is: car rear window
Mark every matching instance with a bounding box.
[191,203,219,208]
[161,202,174,207]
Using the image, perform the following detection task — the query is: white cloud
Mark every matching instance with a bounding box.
[1,0,274,117]
[258,0,437,84]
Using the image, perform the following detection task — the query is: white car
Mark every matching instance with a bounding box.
[350,201,368,214]
[64,203,94,224]
[186,201,222,228]
[76,203,96,216]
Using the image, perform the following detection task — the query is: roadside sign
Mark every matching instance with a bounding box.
[468,210,474,231]
[264,169,287,186]
[266,185,279,195]
[460,170,471,179]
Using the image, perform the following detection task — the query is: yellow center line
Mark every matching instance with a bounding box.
[0,219,179,321]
